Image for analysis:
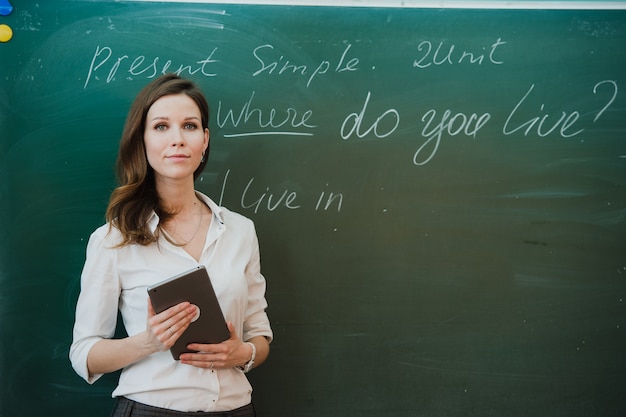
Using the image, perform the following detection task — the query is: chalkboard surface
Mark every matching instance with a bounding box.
[1,2,625,416]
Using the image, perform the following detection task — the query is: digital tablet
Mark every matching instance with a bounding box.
[147,265,230,360]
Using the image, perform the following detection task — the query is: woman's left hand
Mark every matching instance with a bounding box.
[180,322,252,370]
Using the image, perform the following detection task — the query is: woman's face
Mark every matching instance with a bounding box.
[144,93,209,184]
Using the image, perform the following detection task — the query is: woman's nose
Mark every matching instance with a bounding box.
[170,127,185,146]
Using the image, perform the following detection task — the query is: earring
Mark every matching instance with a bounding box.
[201,151,206,163]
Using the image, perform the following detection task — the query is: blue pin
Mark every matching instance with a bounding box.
[0,0,13,16]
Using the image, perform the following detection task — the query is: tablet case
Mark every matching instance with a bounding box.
[147,265,230,359]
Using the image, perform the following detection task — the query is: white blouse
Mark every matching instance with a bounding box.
[70,192,273,412]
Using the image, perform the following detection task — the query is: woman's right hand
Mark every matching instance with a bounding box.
[86,299,198,377]
[146,298,198,352]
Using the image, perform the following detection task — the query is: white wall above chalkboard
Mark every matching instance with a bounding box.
[124,0,626,10]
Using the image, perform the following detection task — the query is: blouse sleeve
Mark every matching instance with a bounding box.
[243,224,273,344]
[69,225,121,384]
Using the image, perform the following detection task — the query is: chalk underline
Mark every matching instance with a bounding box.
[223,131,314,138]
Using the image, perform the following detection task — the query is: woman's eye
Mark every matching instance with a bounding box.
[154,124,167,131]
[184,123,198,130]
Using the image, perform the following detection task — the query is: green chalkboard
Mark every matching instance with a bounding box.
[1,2,625,416]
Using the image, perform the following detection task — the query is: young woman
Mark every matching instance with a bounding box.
[70,74,272,417]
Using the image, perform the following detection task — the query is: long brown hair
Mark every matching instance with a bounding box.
[105,74,210,246]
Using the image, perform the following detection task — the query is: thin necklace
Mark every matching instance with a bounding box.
[171,201,203,247]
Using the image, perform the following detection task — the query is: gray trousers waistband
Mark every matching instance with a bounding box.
[111,397,255,417]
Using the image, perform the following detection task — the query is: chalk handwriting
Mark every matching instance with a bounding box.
[83,46,220,89]
[503,84,584,138]
[79,41,619,169]
[592,80,618,122]
[218,169,343,213]
[411,81,617,165]
[252,43,359,87]
[241,177,301,213]
[341,91,400,139]
[315,189,344,212]
[413,38,506,68]
[216,90,317,137]
[413,109,491,166]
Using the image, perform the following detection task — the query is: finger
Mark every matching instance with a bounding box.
[163,301,192,320]
[158,320,192,349]
[161,308,195,337]
[166,323,187,342]
[226,321,237,340]
[150,305,194,344]
[147,297,156,318]
[152,302,193,328]
[186,342,228,353]
[180,353,221,369]
[161,326,176,345]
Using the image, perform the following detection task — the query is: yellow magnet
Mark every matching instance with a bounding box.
[0,24,13,42]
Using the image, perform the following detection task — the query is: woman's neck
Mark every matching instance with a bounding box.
[156,179,200,216]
